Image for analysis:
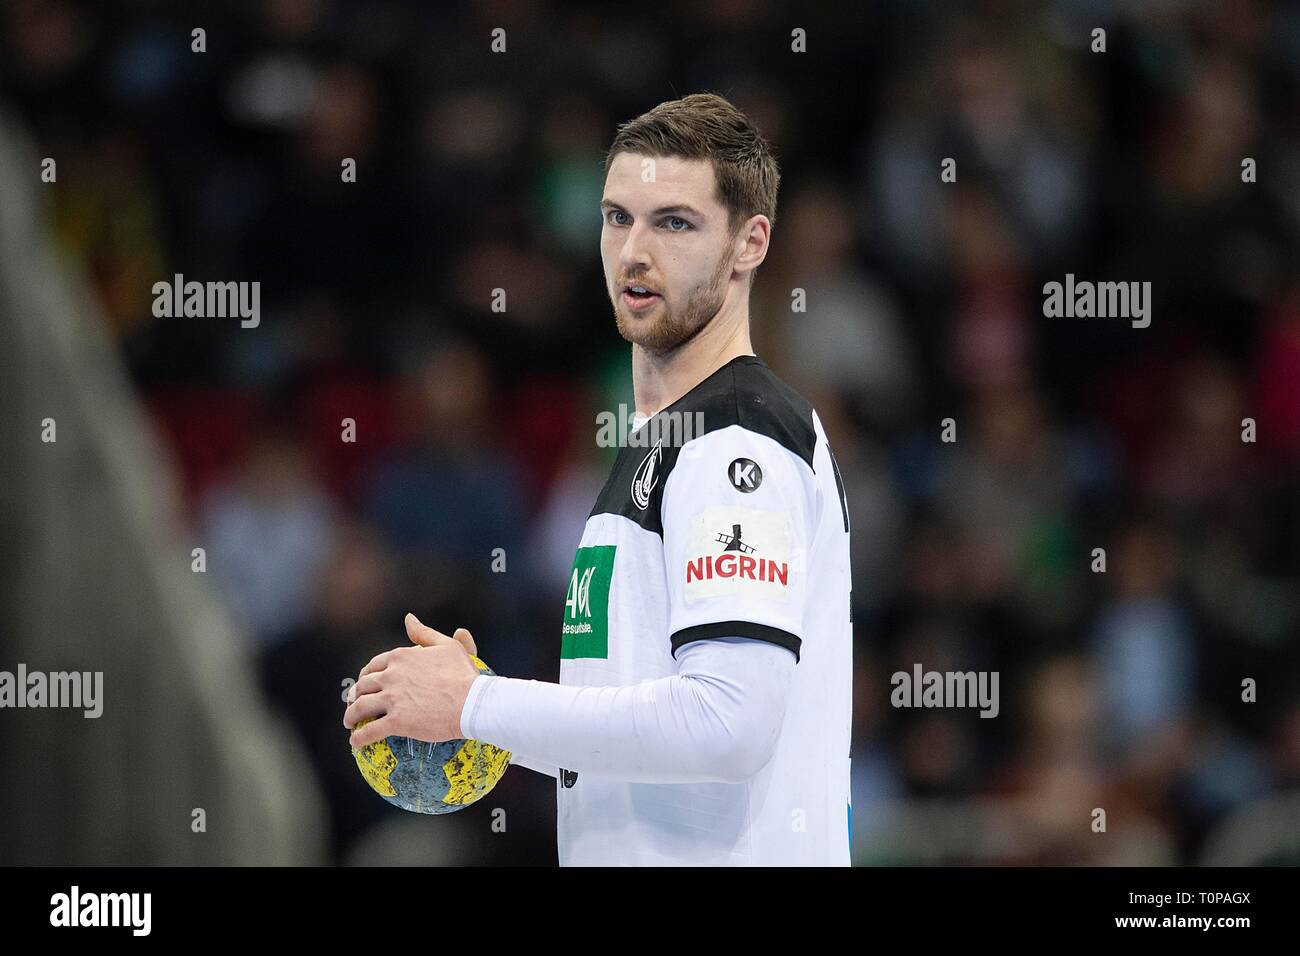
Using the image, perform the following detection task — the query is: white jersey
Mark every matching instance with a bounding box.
[557,354,853,865]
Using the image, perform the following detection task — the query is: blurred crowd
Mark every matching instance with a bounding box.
[3,0,1298,865]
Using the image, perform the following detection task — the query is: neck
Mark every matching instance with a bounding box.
[631,291,754,416]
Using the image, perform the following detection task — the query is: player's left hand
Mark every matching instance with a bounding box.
[344,613,481,746]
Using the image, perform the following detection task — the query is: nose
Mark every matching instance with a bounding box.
[618,221,653,276]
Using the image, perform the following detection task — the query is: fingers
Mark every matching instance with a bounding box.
[405,613,476,656]
[349,714,394,748]
[358,649,394,679]
[346,673,383,704]
[344,692,388,731]
[405,612,454,647]
[452,627,477,657]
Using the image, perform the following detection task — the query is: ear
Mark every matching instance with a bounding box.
[732,214,771,279]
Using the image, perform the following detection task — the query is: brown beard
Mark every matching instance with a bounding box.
[613,240,733,354]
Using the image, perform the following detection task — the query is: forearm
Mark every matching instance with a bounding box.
[460,638,793,784]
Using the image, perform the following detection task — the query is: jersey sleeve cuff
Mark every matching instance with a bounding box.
[459,672,496,739]
[669,621,802,662]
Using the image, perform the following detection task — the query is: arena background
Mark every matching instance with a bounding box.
[1,0,1298,866]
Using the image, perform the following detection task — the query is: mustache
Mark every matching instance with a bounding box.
[616,276,663,293]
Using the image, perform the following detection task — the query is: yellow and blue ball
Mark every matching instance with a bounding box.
[351,655,511,814]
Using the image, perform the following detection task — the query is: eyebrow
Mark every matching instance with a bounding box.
[600,200,707,219]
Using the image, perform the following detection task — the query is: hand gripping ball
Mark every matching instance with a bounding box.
[351,655,511,814]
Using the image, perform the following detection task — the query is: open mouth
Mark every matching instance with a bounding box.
[622,284,662,311]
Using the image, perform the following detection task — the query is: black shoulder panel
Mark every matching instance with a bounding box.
[730,358,817,472]
[588,356,818,536]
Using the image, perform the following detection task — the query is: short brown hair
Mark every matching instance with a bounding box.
[604,92,780,233]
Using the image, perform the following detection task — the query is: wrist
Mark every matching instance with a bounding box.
[458,672,494,739]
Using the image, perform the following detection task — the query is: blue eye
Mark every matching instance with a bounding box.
[665,216,691,231]
[606,209,629,226]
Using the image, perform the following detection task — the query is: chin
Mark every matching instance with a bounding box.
[615,306,658,335]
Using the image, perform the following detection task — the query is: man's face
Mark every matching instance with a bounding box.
[600,153,737,353]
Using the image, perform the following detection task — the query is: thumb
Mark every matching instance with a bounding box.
[405,612,452,647]
[452,627,477,658]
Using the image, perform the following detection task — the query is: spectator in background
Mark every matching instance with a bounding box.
[1090,519,1195,753]
[933,380,1083,632]
[200,423,337,650]
[759,179,917,429]
[361,339,531,673]
[362,339,525,563]
[1251,286,1300,469]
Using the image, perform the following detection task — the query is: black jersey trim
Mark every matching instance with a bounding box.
[827,441,850,533]
[588,356,819,536]
[730,359,817,472]
[670,621,802,663]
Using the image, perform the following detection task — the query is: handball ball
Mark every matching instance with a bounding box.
[351,654,511,814]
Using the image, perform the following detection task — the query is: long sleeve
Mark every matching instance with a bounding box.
[502,751,559,779]
[460,636,795,784]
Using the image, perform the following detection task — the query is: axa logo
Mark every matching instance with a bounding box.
[686,523,788,586]
[631,439,664,510]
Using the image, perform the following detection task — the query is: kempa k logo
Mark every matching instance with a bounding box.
[728,457,762,492]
